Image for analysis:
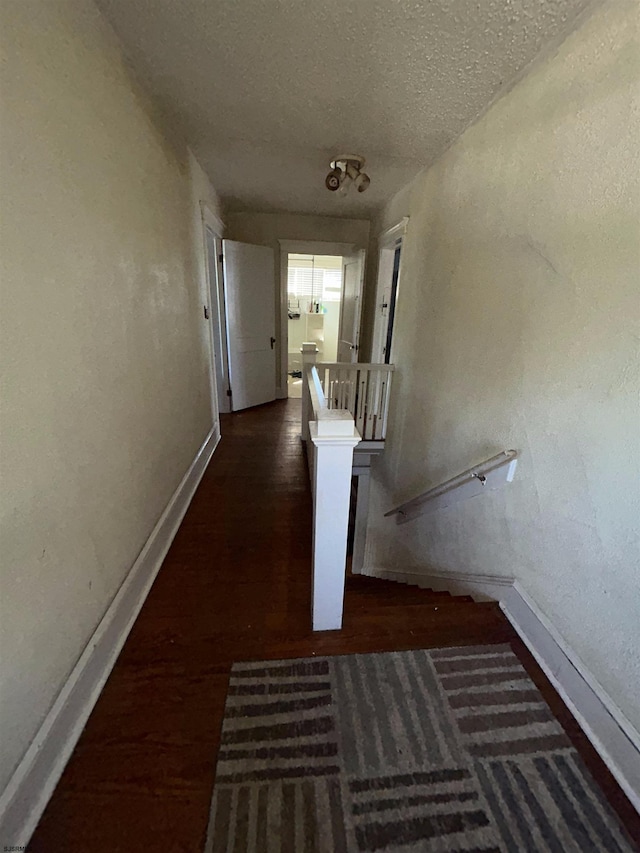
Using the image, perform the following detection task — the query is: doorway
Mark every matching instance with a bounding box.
[286,253,343,398]
[383,245,401,364]
[202,215,277,414]
[371,219,408,364]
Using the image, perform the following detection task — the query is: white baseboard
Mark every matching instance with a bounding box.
[0,426,220,848]
[501,581,640,814]
[362,565,640,814]
[361,566,513,601]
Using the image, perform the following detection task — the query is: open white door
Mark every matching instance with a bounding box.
[337,249,365,363]
[223,240,276,411]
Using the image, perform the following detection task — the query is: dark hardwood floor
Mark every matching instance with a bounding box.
[28,399,640,851]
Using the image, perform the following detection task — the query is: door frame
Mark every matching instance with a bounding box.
[370,217,409,364]
[278,240,361,396]
[337,249,366,364]
[200,203,230,417]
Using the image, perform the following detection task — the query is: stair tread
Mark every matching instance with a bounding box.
[347,597,479,612]
[346,579,477,602]
[343,600,502,627]
[348,596,475,607]
[347,593,458,604]
[347,576,484,602]
[347,579,449,593]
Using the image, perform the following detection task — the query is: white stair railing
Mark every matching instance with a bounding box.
[299,345,395,630]
[315,362,395,440]
[304,356,361,631]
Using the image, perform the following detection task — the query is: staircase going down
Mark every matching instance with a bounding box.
[343,574,506,643]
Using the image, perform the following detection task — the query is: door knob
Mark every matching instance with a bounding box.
[270,337,276,349]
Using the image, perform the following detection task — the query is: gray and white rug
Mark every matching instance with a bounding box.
[205,645,636,852]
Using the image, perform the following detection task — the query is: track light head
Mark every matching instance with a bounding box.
[325,167,342,191]
[354,172,370,193]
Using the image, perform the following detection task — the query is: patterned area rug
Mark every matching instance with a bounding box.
[205,645,635,852]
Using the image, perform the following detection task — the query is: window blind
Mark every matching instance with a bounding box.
[287,255,342,305]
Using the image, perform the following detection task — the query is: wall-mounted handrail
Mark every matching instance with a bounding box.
[385,450,518,524]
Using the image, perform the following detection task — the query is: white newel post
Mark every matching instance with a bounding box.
[300,343,318,443]
[310,416,360,631]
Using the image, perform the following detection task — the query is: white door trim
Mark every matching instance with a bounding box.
[279,240,358,256]
[371,217,409,364]
[200,204,230,415]
[379,216,409,248]
[200,203,226,239]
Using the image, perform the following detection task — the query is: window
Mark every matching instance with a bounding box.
[287,254,342,311]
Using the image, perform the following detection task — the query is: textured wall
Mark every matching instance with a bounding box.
[0,0,222,792]
[365,2,640,730]
[226,213,370,392]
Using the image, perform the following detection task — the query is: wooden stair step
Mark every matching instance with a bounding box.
[344,596,482,614]
[347,586,455,601]
[346,576,476,605]
[346,577,448,594]
[342,600,503,630]
[347,595,476,609]
[347,588,473,603]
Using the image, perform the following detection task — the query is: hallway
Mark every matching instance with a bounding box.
[28,401,639,851]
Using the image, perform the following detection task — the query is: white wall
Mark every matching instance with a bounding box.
[365,2,640,731]
[0,0,223,794]
[226,212,370,393]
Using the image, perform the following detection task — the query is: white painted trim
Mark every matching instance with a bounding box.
[199,201,225,238]
[201,208,229,417]
[0,426,220,849]
[361,565,640,813]
[378,216,409,248]
[278,240,357,255]
[501,582,640,813]
[371,219,408,363]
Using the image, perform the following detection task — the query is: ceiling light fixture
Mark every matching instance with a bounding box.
[325,155,370,194]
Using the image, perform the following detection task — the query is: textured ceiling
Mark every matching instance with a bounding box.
[96,0,594,217]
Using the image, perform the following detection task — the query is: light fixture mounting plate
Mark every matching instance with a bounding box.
[330,154,366,171]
